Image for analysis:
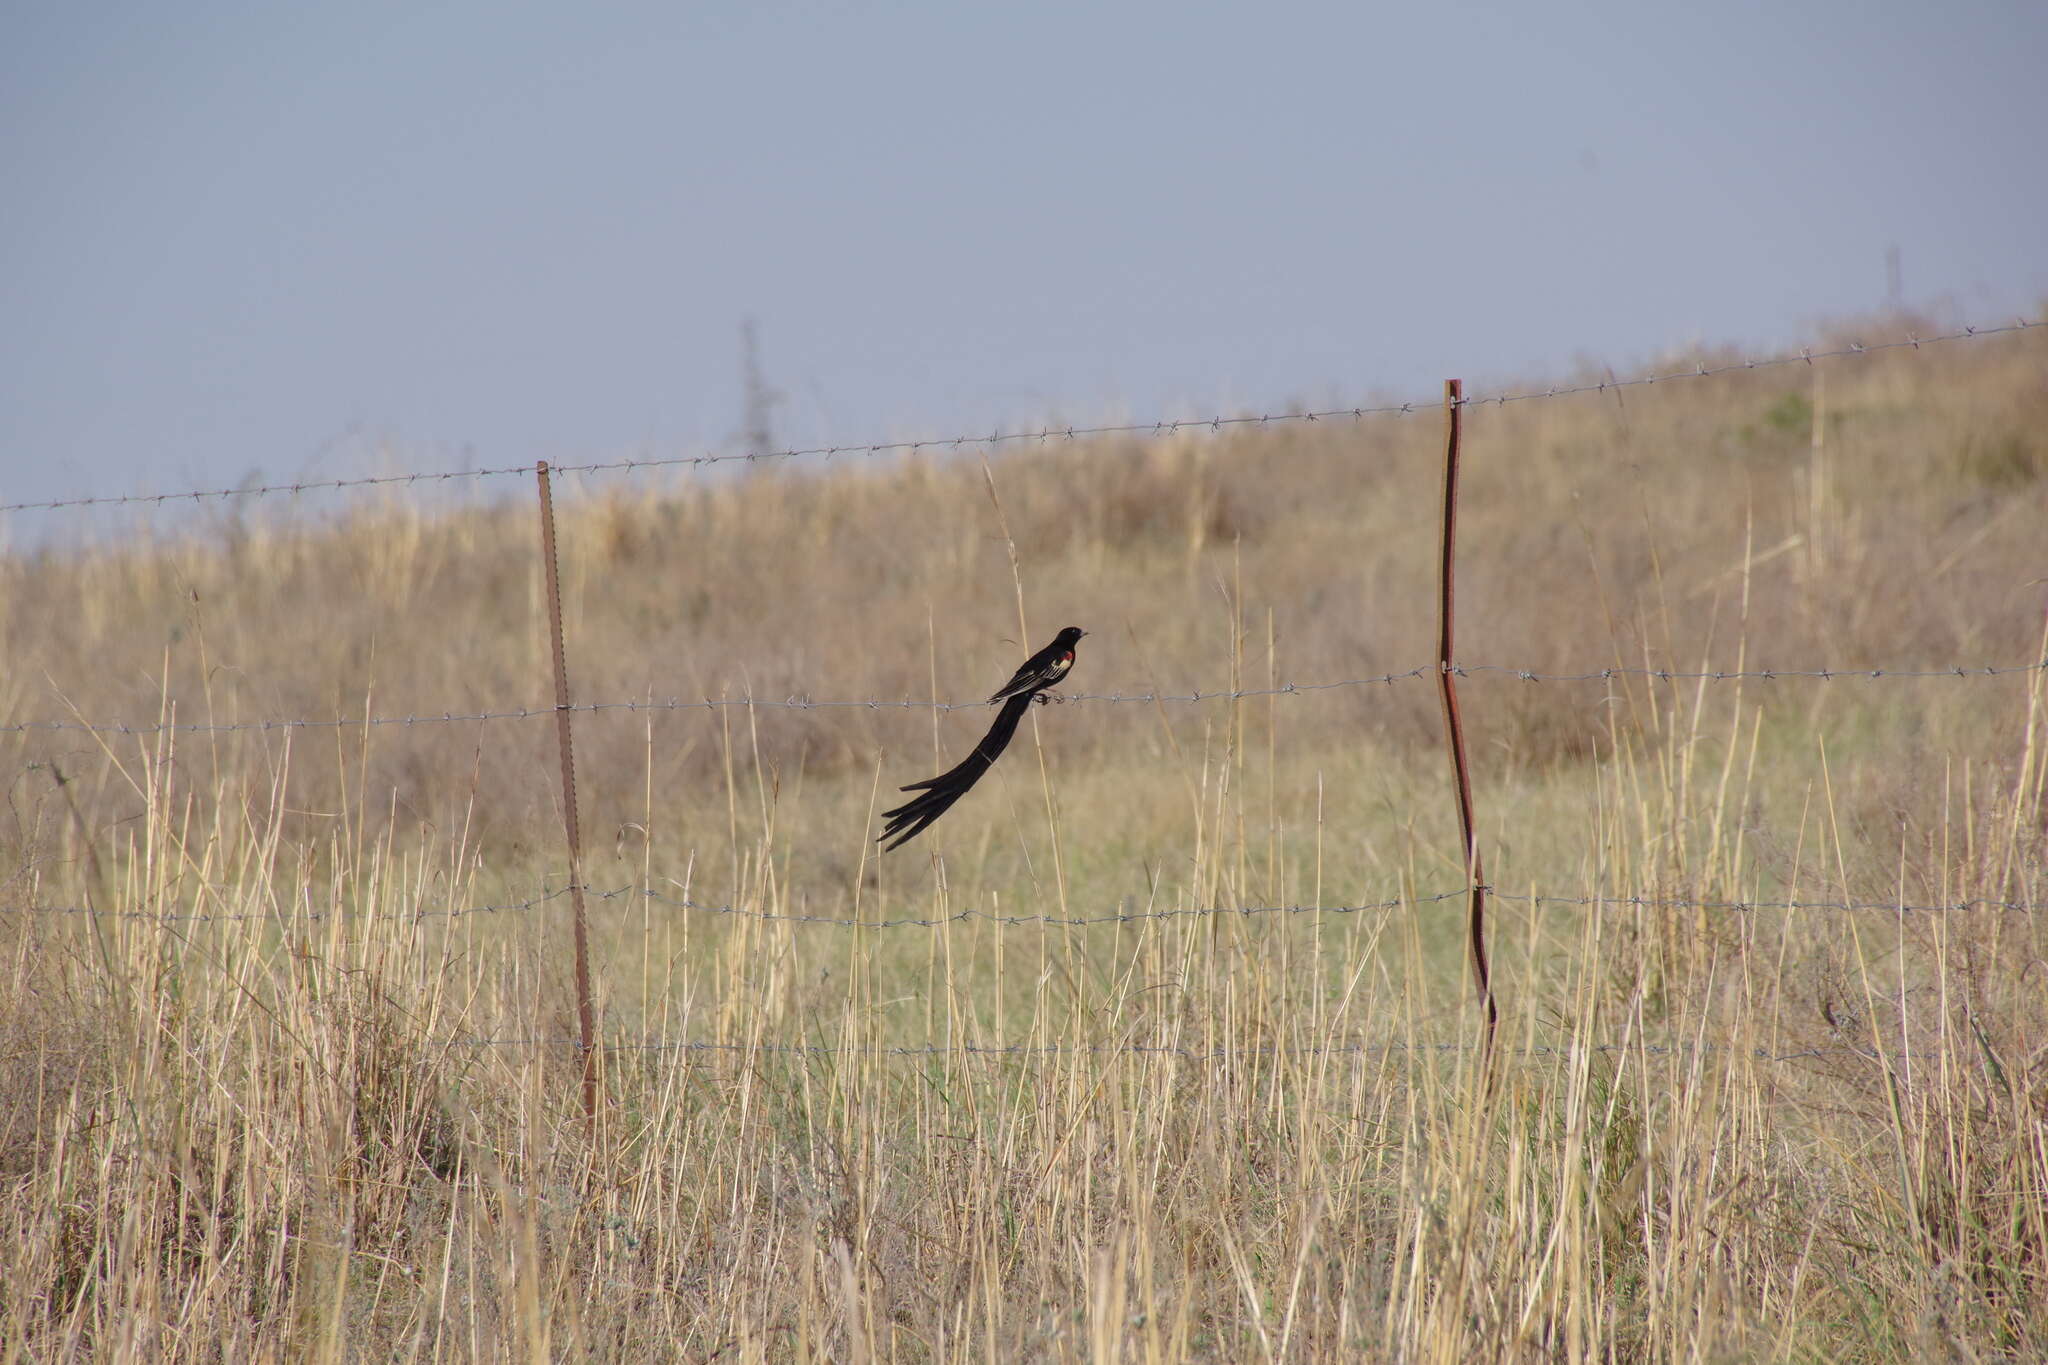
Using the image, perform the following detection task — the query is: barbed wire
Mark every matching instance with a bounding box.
[2,319,2034,517]
[614,885,2038,926]
[8,883,2029,928]
[0,667,1428,736]
[0,886,1456,927]
[7,658,2040,738]
[1454,661,2047,684]
[610,885,1458,927]
[1486,890,2038,916]
[2,1030,1878,1069]
[442,1035,1876,1064]
[1471,319,2037,407]
[0,887,577,926]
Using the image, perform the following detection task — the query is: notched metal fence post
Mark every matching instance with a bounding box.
[1437,380,1498,1050]
[536,460,600,1125]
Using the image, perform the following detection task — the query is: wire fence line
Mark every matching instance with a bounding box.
[2,887,1456,927]
[9,329,2034,1111]
[10,882,2032,927]
[2,318,2035,518]
[443,1035,1879,1065]
[8,658,2041,739]
[9,1031,1880,1070]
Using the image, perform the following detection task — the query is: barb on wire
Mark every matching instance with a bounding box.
[2,319,2033,517]
[8,658,2042,739]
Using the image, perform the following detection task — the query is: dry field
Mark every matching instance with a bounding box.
[2,315,2045,1360]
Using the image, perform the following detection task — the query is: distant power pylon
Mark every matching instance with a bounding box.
[739,317,783,457]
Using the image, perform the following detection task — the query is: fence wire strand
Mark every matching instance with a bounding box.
[8,1031,1877,1069]
[2,319,2034,517]
[441,1035,1877,1064]
[8,883,2031,927]
[1,886,1453,927]
[7,659,2041,738]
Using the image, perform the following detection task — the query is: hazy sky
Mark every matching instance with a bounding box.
[3,1,2044,522]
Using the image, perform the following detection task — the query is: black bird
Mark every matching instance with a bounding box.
[986,626,1087,704]
[878,627,1087,852]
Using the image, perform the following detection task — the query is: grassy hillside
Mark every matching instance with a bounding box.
[2,315,2044,1359]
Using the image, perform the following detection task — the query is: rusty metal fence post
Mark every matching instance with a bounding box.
[535,461,599,1124]
[1437,380,1498,1049]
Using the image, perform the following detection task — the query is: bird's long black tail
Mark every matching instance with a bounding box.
[877,692,1036,851]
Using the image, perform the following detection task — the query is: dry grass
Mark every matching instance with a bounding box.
[2,314,2046,1359]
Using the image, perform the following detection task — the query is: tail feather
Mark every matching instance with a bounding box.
[876,692,1037,850]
